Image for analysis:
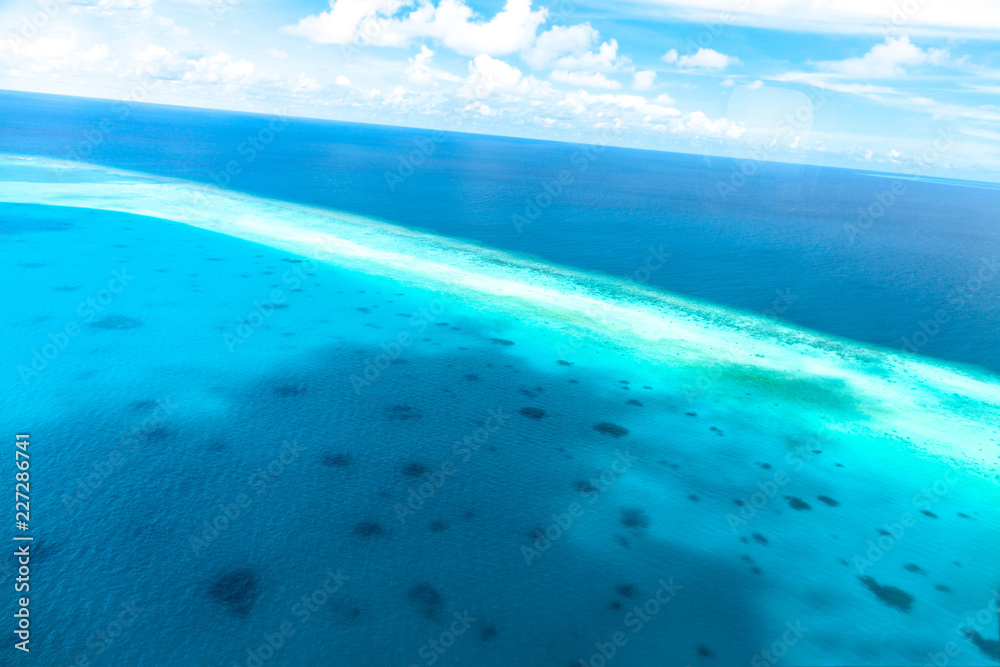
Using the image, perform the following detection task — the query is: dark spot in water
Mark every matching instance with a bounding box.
[685,411,697,417]
[323,453,353,467]
[920,510,938,518]
[403,462,429,478]
[574,480,597,494]
[903,563,925,575]
[90,315,142,330]
[408,584,444,620]
[520,407,546,419]
[957,512,971,518]
[557,360,573,366]
[837,559,849,566]
[621,508,650,529]
[697,644,714,658]
[280,258,303,263]
[709,426,724,436]
[751,567,762,575]
[616,584,638,598]
[594,422,629,437]
[477,624,497,642]
[209,570,260,616]
[858,575,913,612]
[465,374,480,381]
[626,399,643,406]
[387,405,421,420]
[20,262,44,269]
[934,584,951,593]
[817,495,839,507]
[752,533,768,545]
[490,338,515,346]
[734,499,745,507]
[962,629,1000,661]
[357,307,370,313]
[688,494,699,502]
[428,521,448,532]
[614,534,630,548]
[608,600,622,610]
[877,529,891,536]
[274,384,306,397]
[785,496,811,511]
[273,303,289,309]
[54,286,78,292]
[353,521,384,537]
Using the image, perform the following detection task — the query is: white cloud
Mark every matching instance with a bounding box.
[79,44,110,63]
[818,36,947,78]
[661,49,678,64]
[335,75,353,86]
[746,79,763,89]
[720,77,736,87]
[284,0,547,57]
[405,45,461,85]
[266,48,288,59]
[551,38,630,73]
[291,75,321,93]
[676,48,739,70]
[182,52,255,84]
[521,23,597,70]
[460,54,522,98]
[551,70,622,90]
[633,70,656,91]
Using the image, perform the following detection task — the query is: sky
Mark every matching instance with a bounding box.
[1,0,999,181]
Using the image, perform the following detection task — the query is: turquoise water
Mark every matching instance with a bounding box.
[1,154,999,666]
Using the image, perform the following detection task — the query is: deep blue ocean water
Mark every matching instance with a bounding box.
[1,91,999,667]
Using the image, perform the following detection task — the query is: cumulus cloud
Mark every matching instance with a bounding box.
[669,48,739,69]
[266,48,288,59]
[460,54,523,98]
[182,52,255,84]
[404,45,461,85]
[551,70,622,89]
[633,70,656,90]
[818,36,947,78]
[284,0,547,57]
[521,23,598,69]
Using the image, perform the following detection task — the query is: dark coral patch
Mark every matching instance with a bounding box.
[353,522,384,537]
[387,405,421,420]
[574,481,597,494]
[752,533,768,545]
[962,630,1000,661]
[934,584,951,593]
[403,462,429,478]
[903,563,925,575]
[428,521,448,532]
[697,645,714,658]
[273,384,307,397]
[626,399,643,406]
[621,508,650,529]
[479,625,497,641]
[817,495,839,507]
[408,584,444,620]
[209,569,260,616]
[520,407,546,419]
[920,510,938,518]
[557,360,573,366]
[90,315,142,330]
[490,338,515,346]
[785,496,811,511]
[858,576,914,612]
[616,584,638,598]
[594,422,629,437]
[323,453,353,467]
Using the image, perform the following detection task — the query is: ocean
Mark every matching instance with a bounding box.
[1,90,998,666]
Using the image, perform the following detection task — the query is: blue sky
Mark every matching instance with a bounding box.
[2,0,999,181]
